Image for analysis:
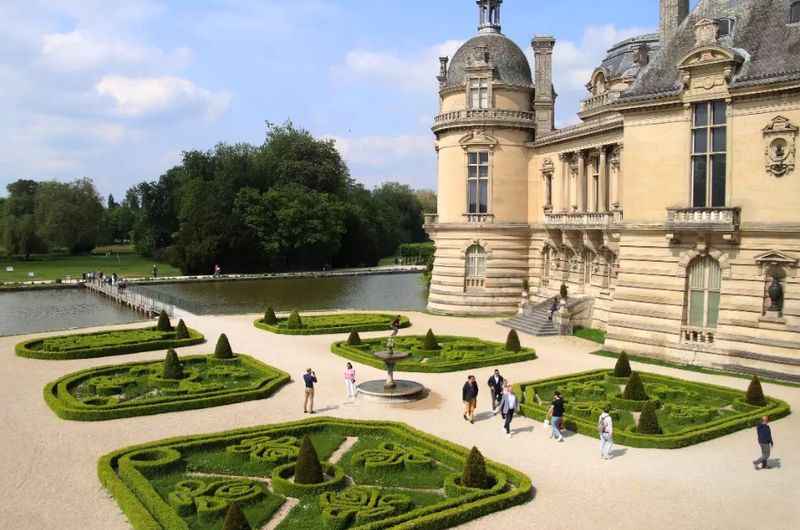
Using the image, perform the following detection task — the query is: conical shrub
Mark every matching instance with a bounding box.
[264,307,278,325]
[746,375,767,406]
[462,447,489,489]
[162,349,184,379]
[505,330,521,352]
[622,372,648,401]
[613,352,632,378]
[175,319,189,339]
[287,310,303,330]
[222,502,252,530]
[214,334,234,359]
[294,435,324,485]
[347,331,362,346]
[156,311,172,332]
[638,401,661,435]
[423,329,440,350]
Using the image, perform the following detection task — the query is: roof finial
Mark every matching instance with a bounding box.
[476,0,502,34]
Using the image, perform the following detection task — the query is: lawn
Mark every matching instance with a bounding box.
[45,352,290,421]
[255,313,411,335]
[516,369,791,448]
[0,251,180,283]
[331,334,536,372]
[573,327,606,344]
[98,417,532,530]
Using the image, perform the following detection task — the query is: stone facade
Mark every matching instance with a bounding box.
[425,0,800,379]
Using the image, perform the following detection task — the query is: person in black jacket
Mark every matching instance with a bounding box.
[754,416,774,470]
[487,369,505,415]
[462,375,479,424]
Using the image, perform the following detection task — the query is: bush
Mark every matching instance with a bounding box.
[162,349,184,380]
[264,307,278,326]
[423,329,441,350]
[622,372,648,401]
[287,311,303,330]
[614,352,632,378]
[746,375,767,406]
[156,311,172,332]
[505,330,521,352]
[214,334,234,360]
[294,434,324,485]
[462,447,489,489]
[222,503,252,530]
[175,319,189,340]
[347,331,362,346]
[638,401,661,434]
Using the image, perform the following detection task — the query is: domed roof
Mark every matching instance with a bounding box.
[445,32,533,89]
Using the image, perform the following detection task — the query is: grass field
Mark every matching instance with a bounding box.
[0,252,181,282]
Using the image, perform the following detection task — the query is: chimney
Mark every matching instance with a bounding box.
[660,0,690,44]
[437,57,449,88]
[532,35,556,135]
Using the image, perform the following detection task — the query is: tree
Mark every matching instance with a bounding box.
[614,352,632,378]
[287,311,303,329]
[462,447,489,489]
[746,375,767,406]
[294,435,324,484]
[162,349,184,379]
[414,189,437,214]
[175,319,189,339]
[423,329,440,350]
[264,307,278,325]
[222,503,252,530]
[622,372,648,401]
[33,179,104,253]
[505,330,521,352]
[3,180,46,258]
[156,311,172,332]
[638,401,661,434]
[347,331,362,346]
[215,334,234,359]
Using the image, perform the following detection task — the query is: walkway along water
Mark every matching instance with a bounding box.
[84,280,176,319]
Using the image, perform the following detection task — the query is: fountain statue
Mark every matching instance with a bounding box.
[356,336,426,402]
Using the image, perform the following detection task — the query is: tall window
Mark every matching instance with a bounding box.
[468,152,489,214]
[541,247,552,287]
[465,245,487,289]
[686,256,721,329]
[791,1,800,24]
[470,78,489,109]
[692,101,727,208]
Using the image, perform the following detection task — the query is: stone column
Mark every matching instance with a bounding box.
[610,145,621,210]
[559,152,570,212]
[599,147,608,212]
[577,151,586,212]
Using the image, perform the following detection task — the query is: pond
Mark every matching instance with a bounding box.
[132,273,428,315]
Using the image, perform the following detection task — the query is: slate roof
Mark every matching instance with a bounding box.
[621,0,800,101]
[445,32,533,89]
[598,33,661,82]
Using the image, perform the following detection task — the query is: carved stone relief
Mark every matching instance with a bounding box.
[763,116,797,177]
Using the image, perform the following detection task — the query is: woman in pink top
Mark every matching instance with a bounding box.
[344,362,357,399]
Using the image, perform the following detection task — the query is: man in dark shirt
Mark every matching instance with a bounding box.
[303,368,317,414]
[754,416,774,470]
[462,375,479,424]
[548,392,565,442]
[487,370,505,415]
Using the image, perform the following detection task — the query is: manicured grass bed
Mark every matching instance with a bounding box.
[573,327,606,344]
[98,417,532,530]
[255,313,411,335]
[45,353,289,420]
[0,252,180,283]
[332,335,536,372]
[16,326,205,360]
[515,369,791,448]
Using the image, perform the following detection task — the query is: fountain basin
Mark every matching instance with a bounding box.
[357,379,426,403]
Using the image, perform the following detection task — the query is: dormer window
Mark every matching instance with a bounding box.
[790,1,800,24]
[469,78,490,109]
[716,18,735,38]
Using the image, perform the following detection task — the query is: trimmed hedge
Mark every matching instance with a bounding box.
[44,354,290,421]
[98,417,533,530]
[255,313,411,336]
[515,369,791,449]
[613,352,631,378]
[746,375,767,406]
[16,326,205,360]
[294,434,324,484]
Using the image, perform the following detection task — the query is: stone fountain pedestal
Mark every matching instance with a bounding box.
[356,350,425,403]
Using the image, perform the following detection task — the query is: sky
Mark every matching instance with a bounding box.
[0,0,698,200]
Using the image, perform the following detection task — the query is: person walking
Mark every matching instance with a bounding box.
[547,391,565,442]
[548,297,559,321]
[598,407,614,459]
[152,264,158,278]
[462,375,479,424]
[344,362,357,399]
[487,370,505,414]
[753,416,774,470]
[499,384,519,438]
[390,315,402,337]
[303,368,317,414]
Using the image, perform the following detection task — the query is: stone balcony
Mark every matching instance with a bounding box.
[579,91,621,115]
[432,108,535,133]
[462,213,495,224]
[544,210,623,230]
[666,207,741,240]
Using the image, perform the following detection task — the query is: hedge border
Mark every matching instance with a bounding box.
[16,326,205,360]
[44,354,290,421]
[98,417,533,530]
[254,313,411,336]
[331,335,537,373]
[271,462,346,498]
[514,369,791,449]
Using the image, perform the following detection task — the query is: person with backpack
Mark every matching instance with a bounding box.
[546,391,565,442]
[598,407,614,459]
[499,383,520,438]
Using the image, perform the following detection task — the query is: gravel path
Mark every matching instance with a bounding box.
[1,311,798,530]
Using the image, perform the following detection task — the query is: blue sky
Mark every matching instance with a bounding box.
[0,1,698,199]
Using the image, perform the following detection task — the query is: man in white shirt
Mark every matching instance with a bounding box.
[598,407,614,460]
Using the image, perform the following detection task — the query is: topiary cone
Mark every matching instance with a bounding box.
[505,329,521,352]
[347,331,362,346]
[264,307,278,325]
[222,502,252,530]
[294,434,324,485]
[163,349,184,379]
[622,372,648,401]
[287,310,303,330]
[613,352,632,378]
[156,310,172,332]
[423,329,440,350]
[462,447,489,489]
[746,375,767,406]
[214,334,234,359]
[175,319,189,339]
[638,400,661,435]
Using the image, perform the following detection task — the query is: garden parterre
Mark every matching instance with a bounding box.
[255,313,411,335]
[98,418,532,530]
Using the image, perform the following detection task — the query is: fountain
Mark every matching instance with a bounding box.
[356,337,426,402]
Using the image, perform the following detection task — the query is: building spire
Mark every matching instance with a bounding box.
[476,0,502,34]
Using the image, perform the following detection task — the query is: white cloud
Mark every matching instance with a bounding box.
[327,134,431,168]
[96,76,231,120]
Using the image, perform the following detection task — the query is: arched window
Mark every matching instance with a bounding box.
[686,256,721,329]
[791,1,800,24]
[465,245,487,289]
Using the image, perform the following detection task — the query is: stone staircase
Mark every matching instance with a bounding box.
[498,299,559,337]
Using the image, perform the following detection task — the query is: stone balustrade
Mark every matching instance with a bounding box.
[432,109,535,132]
[423,213,439,225]
[681,326,715,345]
[580,90,621,114]
[666,207,741,232]
[462,213,495,224]
[544,210,623,229]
